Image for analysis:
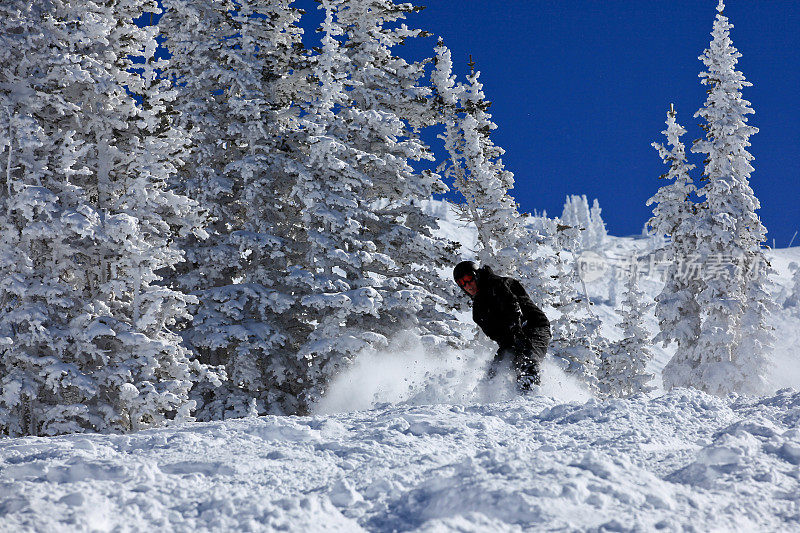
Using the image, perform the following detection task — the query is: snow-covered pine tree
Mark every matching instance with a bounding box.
[687,1,774,395]
[431,39,462,117]
[599,265,655,398]
[431,44,557,309]
[159,0,244,299]
[560,194,606,251]
[333,0,467,352]
[560,195,591,248]
[439,63,519,274]
[735,251,776,395]
[0,0,213,436]
[646,106,703,392]
[0,97,101,436]
[280,0,467,412]
[160,0,313,417]
[588,199,608,250]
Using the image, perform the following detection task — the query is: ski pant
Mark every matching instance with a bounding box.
[489,326,551,392]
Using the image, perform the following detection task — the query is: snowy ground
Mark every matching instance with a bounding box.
[2,200,800,531]
[3,388,800,531]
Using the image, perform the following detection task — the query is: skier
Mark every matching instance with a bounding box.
[453,260,551,391]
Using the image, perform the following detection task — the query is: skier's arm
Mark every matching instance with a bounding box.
[509,279,549,329]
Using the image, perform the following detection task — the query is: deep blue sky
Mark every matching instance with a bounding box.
[294,0,799,246]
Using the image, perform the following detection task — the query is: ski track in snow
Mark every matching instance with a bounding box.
[3,202,800,531]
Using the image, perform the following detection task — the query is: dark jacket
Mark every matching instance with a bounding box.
[471,266,550,351]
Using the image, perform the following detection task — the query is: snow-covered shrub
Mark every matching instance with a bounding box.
[548,224,602,394]
[599,267,655,398]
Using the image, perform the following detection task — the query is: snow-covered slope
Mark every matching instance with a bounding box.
[2,200,800,532]
[2,389,800,531]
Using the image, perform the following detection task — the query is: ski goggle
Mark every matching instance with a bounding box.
[456,274,475,288]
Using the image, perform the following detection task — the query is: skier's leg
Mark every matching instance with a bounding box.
[512,347,540,391]
[514,328,551,391]
[529,328,550,362]
[514,356,541,391]
[486,348,511,381]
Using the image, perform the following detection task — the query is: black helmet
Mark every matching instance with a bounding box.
[453,260,478,281]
